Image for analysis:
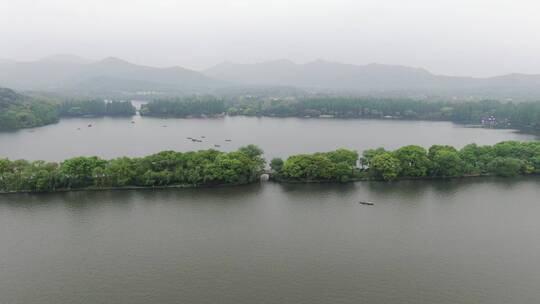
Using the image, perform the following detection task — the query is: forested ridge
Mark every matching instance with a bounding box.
[0,87,135,130]
[0,87,59,130]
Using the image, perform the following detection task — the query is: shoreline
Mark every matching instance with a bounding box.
[0,181,256,195]
[3,114,539,136]
[2,173,538,195]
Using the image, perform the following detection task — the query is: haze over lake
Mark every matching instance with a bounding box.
[0,116,536,161]
[3,1,540,303]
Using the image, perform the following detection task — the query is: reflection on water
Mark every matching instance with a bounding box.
[1,177,540,304]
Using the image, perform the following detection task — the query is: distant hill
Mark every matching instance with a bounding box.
[204,59,540,99]
[66,57,227,93]
[0,55,227,93]
[204,59,435,89]
[0,87,24,107]
[3,55,540,99]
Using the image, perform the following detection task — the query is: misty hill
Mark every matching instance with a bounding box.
[3,55,540,99]
[0,56,227,93]
[0,87,24,107]
[204,59,540,99]
[204,59,435,89]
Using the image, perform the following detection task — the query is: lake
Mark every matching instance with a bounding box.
[0,115,537,161]
[1,116,539,303]
[1,178,540,304]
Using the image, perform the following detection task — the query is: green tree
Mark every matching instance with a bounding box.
[270,158,284,172]
[487,157,523,177]
[393,145,431,177]
[429,146,464,177]
[360,147,386,169]
[60,157,106,188]
[370,152,401,181]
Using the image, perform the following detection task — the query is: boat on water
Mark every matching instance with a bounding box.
[359,201,374,206]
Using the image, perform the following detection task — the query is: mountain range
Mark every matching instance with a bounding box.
[0,55,226,94]
[2,55,540,99]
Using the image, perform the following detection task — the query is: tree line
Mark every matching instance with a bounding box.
[0,145,265,193]
[271,141,540,182]
[0,87,136,130]
[140,96,226,117]
[59,99,136,117]
[227,97,540,130]
[2,141,539,193]
[137,95,540,131]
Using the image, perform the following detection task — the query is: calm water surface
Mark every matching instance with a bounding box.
[1,116,539,303]
[0,116,536,161]
[1,178,540,304]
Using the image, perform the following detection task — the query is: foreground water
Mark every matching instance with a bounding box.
[0,116,536,161]
[1,178,540,304]
[1,116,539,303]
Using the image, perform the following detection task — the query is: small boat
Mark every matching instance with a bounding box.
[201,136,206,138]
[162,125,168,128]
[359,201,374,206]
[214,144,221,147]
[88,124,92,127]
[225,139,232,142]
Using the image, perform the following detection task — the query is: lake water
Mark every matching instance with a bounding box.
[1,178,540,304]
[0,116,536,161]
[1,116,539,303]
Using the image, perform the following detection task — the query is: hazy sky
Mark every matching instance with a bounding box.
[1,0,539,77]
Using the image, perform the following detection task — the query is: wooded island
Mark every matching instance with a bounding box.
[1,141,539,193]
